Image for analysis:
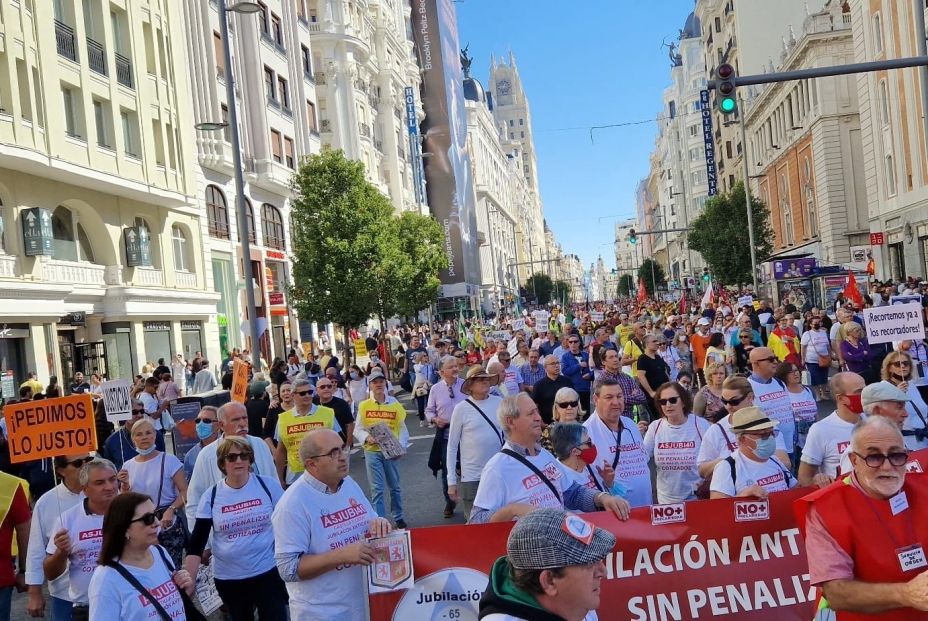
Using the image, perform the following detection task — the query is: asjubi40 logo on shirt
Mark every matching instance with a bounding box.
[650,502,686,525]
[734,500,769,522]
[321,497,368,528]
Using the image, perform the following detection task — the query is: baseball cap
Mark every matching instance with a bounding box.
[697,318,710,326]
[506,509,616,570]
[730,406,777,433]
[861,382,912,408]
[367,368,387,382]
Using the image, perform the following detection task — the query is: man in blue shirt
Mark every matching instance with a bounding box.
[561,336,593,414]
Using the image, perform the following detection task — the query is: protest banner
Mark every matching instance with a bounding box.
[590,311,605,322]
[230,359,249,404]
[489,330,511,343]
[100,379,132,423]
[862,302,925,345]
[368,530,414,594]
[3,394,96,463]
[510,319,526,332]
[170,397,205,462]
[738,295,754,309]
[506,337,519,357]
[532,310,550,324]
[890,294,923,306]
[370,488,816,621]
[354,338,369,360]
[0,372,14,400]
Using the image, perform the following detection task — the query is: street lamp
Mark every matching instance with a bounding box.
[197,0,263,360]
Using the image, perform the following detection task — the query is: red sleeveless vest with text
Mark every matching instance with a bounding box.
[796,472,928,621]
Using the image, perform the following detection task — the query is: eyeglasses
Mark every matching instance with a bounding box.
[224,453,252,463]
[891,361,912,368]
[568,340,580,345]
[66,456,94,469]
[131,409,145,415]
[557,400,579,408]
[744,429,779,440]
[740,335,752,340]
[316,384,333,389]
[195,418,215,424]
[656,396,680,406]
[721,394,750,407]
[853,451,909,468]
[756,357,779,364]
[455,354,466,359]
[131,512,158,526]
[310,446,349,460]
[295,390,313,396]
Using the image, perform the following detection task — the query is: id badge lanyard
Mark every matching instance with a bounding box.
[862,492,927,573]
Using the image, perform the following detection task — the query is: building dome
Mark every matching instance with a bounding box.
[463,77,487,104]
[681,12,701,39]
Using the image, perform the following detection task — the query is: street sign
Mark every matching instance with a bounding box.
[21,208,52,256]
[870,232,885,245]
[269,292,285,306]
[124,226,152,267]
[700,90,718,197]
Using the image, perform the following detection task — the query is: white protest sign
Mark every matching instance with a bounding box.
[891,294,923,306]
[533,310,550,324]
[489,330,512,342]
[507,338,519,356]
[863,303,925,345]
[196,563,223,615]
[737,295,754,309]
[100,379,133,423]
[511,318,526,332]
[590,312,605,323]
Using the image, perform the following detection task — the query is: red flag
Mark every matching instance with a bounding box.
[637,278,648,303]
[678,290,687,314]
[843,270,863,309]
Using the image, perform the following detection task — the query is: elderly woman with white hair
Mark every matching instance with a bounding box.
[551,422,616,494]
[540,386,580,452]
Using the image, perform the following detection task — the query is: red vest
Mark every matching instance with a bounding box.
[795,473,928,621]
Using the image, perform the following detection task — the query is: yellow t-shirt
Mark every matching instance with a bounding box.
[358,399,406,453]
[277,406,336,474]
[617,325,634,348]
[623,339,645,374]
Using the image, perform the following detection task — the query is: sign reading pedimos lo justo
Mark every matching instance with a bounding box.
[4,394,96,463]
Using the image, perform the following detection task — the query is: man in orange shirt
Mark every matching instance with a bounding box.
[690,318,712,387]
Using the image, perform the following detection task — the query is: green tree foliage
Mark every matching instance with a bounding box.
[552,280,572,306]
[617,274,634,297]
[688,181,773,285]
[526,272,554,305]
[381,211,448,318]
[638,258,666,295]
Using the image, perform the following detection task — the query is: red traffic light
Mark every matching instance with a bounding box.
[717,63,735,80]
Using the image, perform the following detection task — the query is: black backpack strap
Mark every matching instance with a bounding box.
[154,544,176,571]
[209,483,218,515]
[254,474,274,503]
[726,456,737,488]
[501,448,561,503]
[107,558,172,621]
[465,399,504,446]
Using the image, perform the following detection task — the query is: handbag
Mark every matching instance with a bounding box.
[160,408,176,431]
[153,453,187,568]
[107,545,207,621]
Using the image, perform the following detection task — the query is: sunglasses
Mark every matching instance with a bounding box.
[556,400,579,408]
[721,394,750,406]
[131,409,145,415]
[891,361,912,367]
[195,418,215,424]
[131,512,158,526]
[854,451,909,468]
[568,340,580,344]
[316,384,334,389]
[66,456,94,469]
[656,396,680,406]
[224,453,251,463]
[756,357,779,364]
[295,390,313,396]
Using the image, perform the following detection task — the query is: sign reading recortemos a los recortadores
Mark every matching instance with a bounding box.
[862,302,926,345]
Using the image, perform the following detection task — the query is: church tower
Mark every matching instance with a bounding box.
[489,52,540,194]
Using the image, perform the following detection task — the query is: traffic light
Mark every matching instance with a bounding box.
[702,267,711,283]
[628,229,638,245]
[715,63,737,114]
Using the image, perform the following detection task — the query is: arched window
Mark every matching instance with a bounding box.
[803,158,818,238]
[879,80,890,127]
[51,205,95,262]
[885,154,897,196]
[134,216,158,267]
[872,13,883,54]
[262,203,286,250]
[240,199,256,244]
[172,225,190,272]
[205,185,229,239]
[778,173,793,246]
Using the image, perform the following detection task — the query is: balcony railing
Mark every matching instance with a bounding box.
[176,271,198,289]
[45,260,106,287]
[87,37,106,76]
[55,20,78,62]
[359,122,371,138]
[136,267,164,287]
[115,52,134,89]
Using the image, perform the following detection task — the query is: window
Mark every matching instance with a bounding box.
[306,100,317,131]
[242,199,256,243]
[879,79,890,127]
[885,154,897,196]
[270,129,282,163]
[688,124,698,137]
[284,136,295,168]
[220,104,231,142]
[262,203,286,250]
[93,100,110,148]
[121,109,139,157]
[508,120,513,127]
[172,225,190,272]
[278,76,290,110]
[519,118,524,126]
[778,173,793,245]
[257,1,269,35]
[62,86,82,138]
[214,32,224,79]
[271,13,283,47]
[206,185,230,239]
[873,13,883,54]
[301,44,312,77]
[264,66,276,103]
[805,186,818,237]
[51,205,95,262]
[296,0,307,21]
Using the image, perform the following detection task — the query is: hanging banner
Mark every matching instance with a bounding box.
[700,90,718,197]
[370,488,817,621]
[100,379,133,423]
[4,394,96,463]
[230,360,249,404]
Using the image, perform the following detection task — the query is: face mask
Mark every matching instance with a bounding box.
[350,372,360,380]
[136,444,157,456]
[578,445,598,465]
[843,393,864,414]
[196,422,214,441]
[609,480,630,499]
[752,435,777,459]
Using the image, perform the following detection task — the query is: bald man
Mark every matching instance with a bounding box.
[799,372,866,487]
[746,347,796,454]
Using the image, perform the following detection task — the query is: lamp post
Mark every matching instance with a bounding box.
[197,0,263,360]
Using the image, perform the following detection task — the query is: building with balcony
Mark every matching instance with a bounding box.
[305,0,424,214]
[745,0,864,269]
[560,254,585,303]
[182,0,323,362]
[614,217,639,277]
[0,0,215,385]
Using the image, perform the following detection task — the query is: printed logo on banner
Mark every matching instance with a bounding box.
[906,460,924,474]
[734,500,770,522]
[650,503,686,525]
[368,530,414,592]
[390,567,487,621]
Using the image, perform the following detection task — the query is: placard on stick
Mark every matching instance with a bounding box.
[4,394,96,463]
[230,359,249,404]
[100,379,132,423]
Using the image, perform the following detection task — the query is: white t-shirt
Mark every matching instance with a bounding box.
[556,461,603,491]
[46,501,104,605]
[446,396,504,485]
[502,367,524,395]
[88,547,185,621]
[642,415,712,504]
[696,413,788,465]
[583,413,652,508]
[800,411,855,477]
[272,474,376,620]
[196,474,284,580]
[26,484,82,599]
[748,377,795,450]
[473,444,568,515]
[801,329,831,364]
[123,452,183,509]
[788,387,818,449]
[709,450,796,496]
[137,392,164,430]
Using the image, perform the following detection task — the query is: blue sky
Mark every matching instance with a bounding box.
[457,0,697,271]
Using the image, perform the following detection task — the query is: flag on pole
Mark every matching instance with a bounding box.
[678,289,688,315]
[458,308,468,345]
[700,281,714,310]
[843,270,864,309]
[637,278,648,303]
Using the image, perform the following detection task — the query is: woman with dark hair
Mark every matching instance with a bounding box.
[703,332,727,371]
[46,376,61,398]
[88,492,194,620]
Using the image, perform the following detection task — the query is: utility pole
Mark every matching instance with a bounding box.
[738,96,758,292]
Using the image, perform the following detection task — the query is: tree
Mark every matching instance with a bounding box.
[381,211,448,318]
[552,280,572,306]
[617,274,634,298]
[638,259,666,295]
[688,181,773,285]
[525,272,554,305]
[288,150,392,356]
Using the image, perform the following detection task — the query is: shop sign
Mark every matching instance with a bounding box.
[870,232,885,245]
[124,226,153,267]
[21,208,53,256]
[269,292,285,306]
[266,249,286,261]
[0,325,30,339]
[180,321,201,331]
[143,321,171,332]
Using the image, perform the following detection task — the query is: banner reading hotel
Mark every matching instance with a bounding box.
[411,0,481,300]
[370,489,817,621]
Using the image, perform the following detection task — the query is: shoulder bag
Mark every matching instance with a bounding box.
[501,448,561,503]
[107,545,207,621]
[465,399,503,446]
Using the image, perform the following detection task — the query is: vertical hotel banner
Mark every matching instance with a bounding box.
[412,0,481,299]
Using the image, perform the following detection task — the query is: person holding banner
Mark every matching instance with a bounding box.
[27,454,90,620]
[44,458,119,620]
[469,393,631,525]
[796,416,928,620]
[102,402,166,470]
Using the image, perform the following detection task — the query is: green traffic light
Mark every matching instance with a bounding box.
[720,97,736,113]
[629,237,637,245]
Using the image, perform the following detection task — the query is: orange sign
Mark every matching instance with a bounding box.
[3,394,96,464]
[230,359,249,404]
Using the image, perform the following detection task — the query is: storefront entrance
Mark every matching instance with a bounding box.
[59,331,108,380]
